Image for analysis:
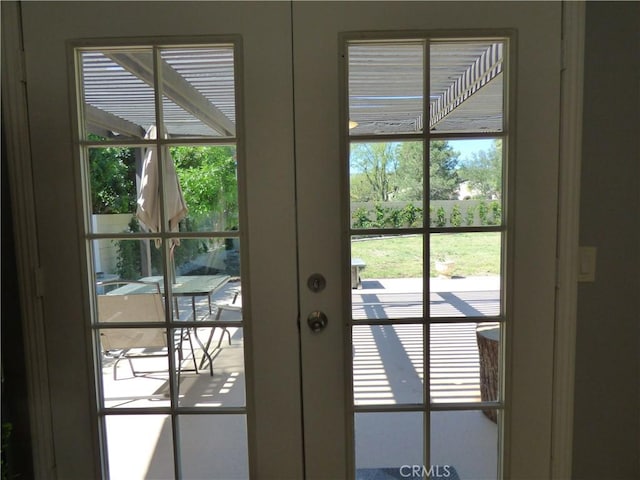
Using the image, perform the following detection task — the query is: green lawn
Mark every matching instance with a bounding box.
[351,232,501,278]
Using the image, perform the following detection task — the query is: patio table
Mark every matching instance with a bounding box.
[106,274,231,376]
[137,275,231,321]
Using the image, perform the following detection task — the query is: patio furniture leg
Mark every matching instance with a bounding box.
[183,328,199,375]
[215,327,231,349]
[199,325,230,371]
[112,356,135,381]
[190,327,214,376]
[201,304,233,353]
[200,327,217,371]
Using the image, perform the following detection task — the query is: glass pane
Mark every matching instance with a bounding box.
[429,138,503,228]
[429,232,501,318]
[430,322,500,405]
[172,237,240,279]
[351,235,424,320]
[430,41,504,134]
[89,147,238,237]
[348,42,424,136]
[179,415,249,479]
[170,145,239,233]
[160,47,236,139]
[427,140,460,206]
[178,326,245,408]
[431,410,499,479]
[353,324,424,406]
[87,146,137,230]
[93,239,165,286]
[350,141,424,229]
[453,138,503,202]
[81,49,156,141]
[105,414,174,479]
[99,328,171,408]
[355,412,424,477]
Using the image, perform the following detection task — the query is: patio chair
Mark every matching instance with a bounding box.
[199,285,242,369]
[97,281,199,380]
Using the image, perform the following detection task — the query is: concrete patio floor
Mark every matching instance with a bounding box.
[101,277,499,479]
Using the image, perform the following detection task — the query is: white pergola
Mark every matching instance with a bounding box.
[80,41,504,139]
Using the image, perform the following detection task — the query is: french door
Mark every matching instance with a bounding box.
[14,1,562,478]
[294,3,561,479]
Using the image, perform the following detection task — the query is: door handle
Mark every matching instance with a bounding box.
[307,311,328,333]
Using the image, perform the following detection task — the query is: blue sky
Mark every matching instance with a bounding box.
[349,138,498,173]
[448,138,495,163]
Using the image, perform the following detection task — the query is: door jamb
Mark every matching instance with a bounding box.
[1,2,56,478]
[551,2,585,478]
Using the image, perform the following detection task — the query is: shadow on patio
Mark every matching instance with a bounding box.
[352,276,499,479]
[102,277,499,479]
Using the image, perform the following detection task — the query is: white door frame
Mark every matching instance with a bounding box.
[551,2,585,478]
[1,1,584,478]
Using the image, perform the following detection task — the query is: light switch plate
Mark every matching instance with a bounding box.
[578,246,597,282]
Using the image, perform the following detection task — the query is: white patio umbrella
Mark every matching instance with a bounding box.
[136,125,188,280]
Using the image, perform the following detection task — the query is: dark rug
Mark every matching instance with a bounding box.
[356,465,459,480]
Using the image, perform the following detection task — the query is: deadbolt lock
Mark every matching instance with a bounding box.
[307,273,326,293]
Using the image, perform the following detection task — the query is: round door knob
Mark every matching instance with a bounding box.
[307,311,328,333]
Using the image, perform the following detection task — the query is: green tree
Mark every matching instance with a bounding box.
[396,140,460,200]
[350,173,377,202]
[88,138,136,214]
[394,141,423,200]
[349,141,461,202]
[171,145,238,230]
[459,139,502,199]
[350,143,399,201]
[428,141,460,200]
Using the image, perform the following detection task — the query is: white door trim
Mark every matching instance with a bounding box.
[1,2,56,478]
[552,2,585,478]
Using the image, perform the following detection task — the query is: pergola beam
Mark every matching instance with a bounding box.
[84,103,146,138]
[428,43,504,129]
[106,51,236,137]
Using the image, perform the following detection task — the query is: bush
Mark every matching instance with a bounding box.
[465,205,476,226]
[374,204,387,227]
[489,201,501,225]
[386,207,402,228]
[115,217,206,279]
[352,206,373,229]
[435,206,447,227]
[401,203,422,227]
[115,218,144,280]
[350,200,503,229]
[478,201,489,225]
[450,204,462,227]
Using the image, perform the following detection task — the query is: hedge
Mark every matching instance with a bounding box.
[351,200,501,229]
